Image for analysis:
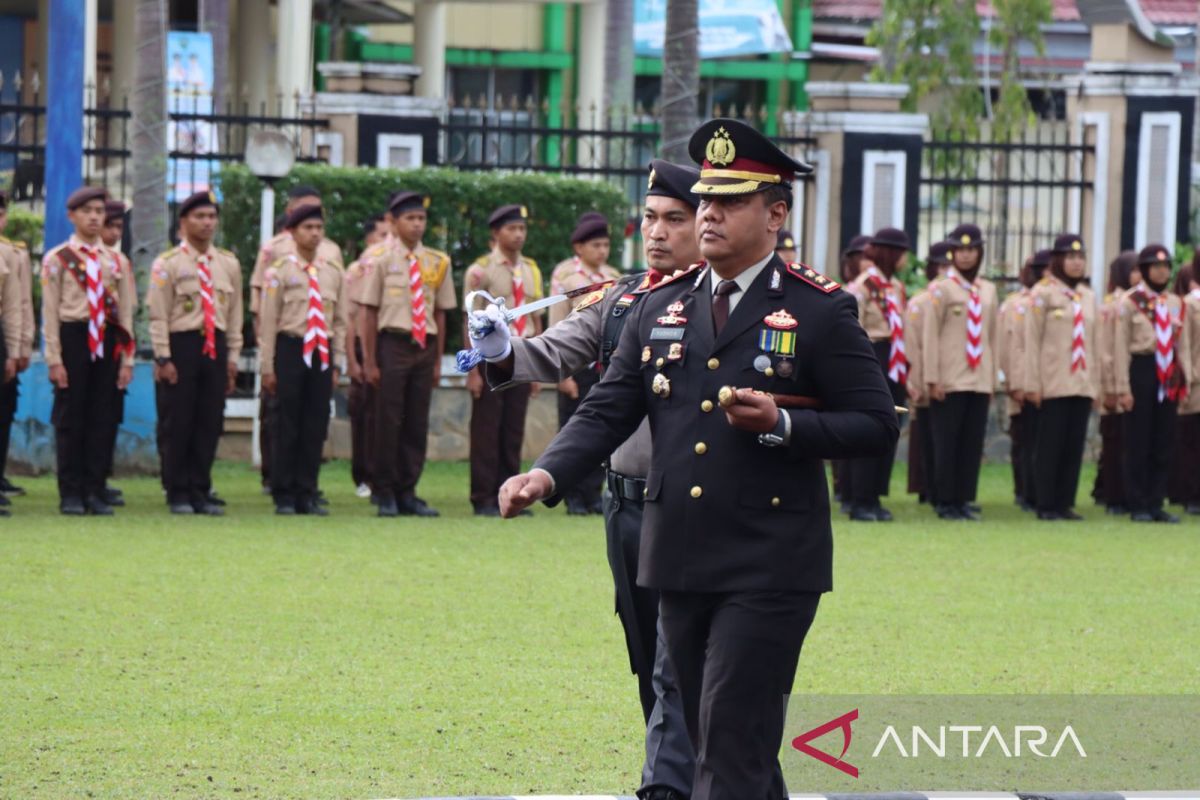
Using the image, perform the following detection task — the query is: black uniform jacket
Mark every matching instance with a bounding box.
[534,255,899,593]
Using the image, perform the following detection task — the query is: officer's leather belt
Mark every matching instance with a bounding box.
[606,470,646,502]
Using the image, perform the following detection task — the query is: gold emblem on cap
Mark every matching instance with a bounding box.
[519,205,528,219]
[1072,240,1082,251]
[648,169,657,190]
[423,196,431,209]
[1158,250,1168,261]
[207,190,217,204]
[705,126,736,167]
[960,234,971,245]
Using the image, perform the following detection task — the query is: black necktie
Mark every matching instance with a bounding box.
[713,279,740,336]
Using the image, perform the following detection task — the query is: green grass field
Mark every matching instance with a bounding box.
[1,460,1197,799]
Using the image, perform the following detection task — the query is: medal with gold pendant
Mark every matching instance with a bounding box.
[657,300,687,326]
[651,372,671,398]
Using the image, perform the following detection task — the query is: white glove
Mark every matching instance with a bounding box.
[469,304,513,361]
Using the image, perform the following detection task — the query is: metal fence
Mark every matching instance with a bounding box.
[920,121,1096,282]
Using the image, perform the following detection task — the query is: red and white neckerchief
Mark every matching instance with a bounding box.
[866,266,906,385]
[80,244,105,361]
[1151,288,1176,402]
[408,250,427,348]
[301,259,330,370]
[1064,284,1086,373]
[509,260,526,336]
[952,269,983,370]
[197,251,218,359]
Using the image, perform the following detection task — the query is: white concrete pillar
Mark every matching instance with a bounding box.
[275,0,314,116]
[577,0,606,124]
[237,0,271,113]
[111,0,135,101]
[84,0,97,101]
[414,0,447,100]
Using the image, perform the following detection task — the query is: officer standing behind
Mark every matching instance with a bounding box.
[42,187,136,515]
[845,227,909,521]
[547,212,621,515]
[921,223,997,520]
[345,213,389,499]
[0,191,33,504]
[498,119,898,799]
[464,204,543,516]
[1113,245,1188,523]
[147,192,243,515]
[1024,235,1100,521]
[355,191,456,518]
[259,204,347,515]
[481,160,703,800]
[906,242,952,504]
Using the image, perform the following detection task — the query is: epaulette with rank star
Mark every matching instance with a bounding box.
[573,287,608,312]
[647,262,704,292]
[785,262,840,294]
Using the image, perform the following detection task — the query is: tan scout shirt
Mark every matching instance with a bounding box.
[905,290,929,407]
[547,257,621,327]
[1024,276,1100,401]
[1181,290,1200,414]
[249,232,344,316]
[258,254,347,376]
[920,270,998,393]
[846,267,905,342]
[463,249,543,338]
[997,290,1028,416]
[0,237,34,358]
[41,236,136,367]
[147,242,244,363]
[351,241,458,335]
[1112,286,1189,396]
[0,243,22,358]
[1097,292,1123,405]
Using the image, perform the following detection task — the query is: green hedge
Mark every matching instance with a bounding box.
[3,208,44,253]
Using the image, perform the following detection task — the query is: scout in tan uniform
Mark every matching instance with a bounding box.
[905,242,951,504]
[832,232,872,508]
[1024,235,1101,521]
[355,191,457,518]
[843,227,909,521]
[1169,260,1200,514]
[97,199,132,507]
[921,222,998,520]
[1093,252,1139,514]
[249,184,343,493]
[147,191,243,515]
[464,203,543,516]
[547,212,621,515]
[345,213,389,499]
[1112,245,1188,523]
[42,186,136,515]
[259,204,347,516]
[0,191,33,504]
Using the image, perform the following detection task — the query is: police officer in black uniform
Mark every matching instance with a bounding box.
[496,119,898,799]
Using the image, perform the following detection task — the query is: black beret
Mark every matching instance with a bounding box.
[870,227,911,251]
[687,118,811,197]
[570,212,609,245]
[285,203,324,229]
[67,186,108,211]
[488,204,528,228]
[178,190,218,218]
[776,229,796,251]
[388,191,429,215]
[104,200,126,223]
[646,159,700,211]
[927,241,953,265]
[844,234,871,256]
[1031,248,1053,267]
[1137,243,1172,266]
[949,223,985,248]
[288,184,321,201]
[1052,233,1085,254]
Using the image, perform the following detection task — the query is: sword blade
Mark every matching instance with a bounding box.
[502,280,615,322]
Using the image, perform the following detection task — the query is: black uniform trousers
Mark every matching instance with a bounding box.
[347,378,370,487]
[52,322,120,501]
[1093,413,1125,507]
[849,340,904,508]
[1170,413,1200,506]
[163,330,228,506]
[155,378,170,489]
[271,334,334,506]
[929,391,990,508]
[0,347,18,481]
[258,382,275,486]
[603,472,695,798]
[1032,396,1091,514]
[906,411,925,499]
[469,372,530,508]
[1008,408,1025,502]
[103,388,126,481]
[559,366,605,509]
[376,331,438,501]
[1123,354,1178,514]
[1019,403,1039,508]
[659,589,819,800]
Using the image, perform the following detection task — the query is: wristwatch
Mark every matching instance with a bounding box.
[757,411,788,448]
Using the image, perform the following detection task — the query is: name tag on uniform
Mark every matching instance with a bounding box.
[650,327,685,341]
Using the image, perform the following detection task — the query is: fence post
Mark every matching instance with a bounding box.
[44,0,85,246]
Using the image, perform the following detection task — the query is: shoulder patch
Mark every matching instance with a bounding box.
[647,263,704,292]
[785,262,840,293]
[573,288,607,312]
[13,240,26,249]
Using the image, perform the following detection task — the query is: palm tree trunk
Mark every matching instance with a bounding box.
[199,0,229,110]
[660,0,699,162]
[130,0,168,342]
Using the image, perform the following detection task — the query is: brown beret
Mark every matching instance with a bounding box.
[570,212,609,245]
[104,200,126,223]
[489,204,528,228]
[388,191,430,215]
[67,186,108,211]
[285,203,324,230]
[179,190,219,218]
[1137,243,1172,266]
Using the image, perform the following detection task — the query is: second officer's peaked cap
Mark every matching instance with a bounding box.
[646,159,700,211]
[687,118,812,197]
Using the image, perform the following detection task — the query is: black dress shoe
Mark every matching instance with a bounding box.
[1060,509,1083,521]
[565,499,590,516]
[873,505,894,521]
[588,499,606,514]
[60,497,86,515]
[1185,503,1200,515]
[0,477,26,496]
[193,502,224,516]
[957,505,981,521]
[967,502,981,513]
[207,491,226,507]
[297,498,329,516]
[0,493,10,506]
[169,502,195,515]
[314,492,329,507]
[1036,510,1062,521]
[377,495,399,517]
[275,503,297,515]
[935,505,962,520]
[398,496,439,517]
[474,504,501,517]
[102,487,125,507]
[1152,508,1181,524]
[641,788,687,800]
[848,505,878,521]
[0,505,11,516]
[1130,511,1155,522]
[86,496,115,516]
[1106,504,1128,515]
